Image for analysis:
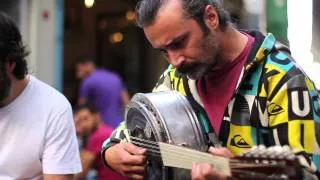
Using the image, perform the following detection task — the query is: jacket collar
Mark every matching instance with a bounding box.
[189,31,278,106]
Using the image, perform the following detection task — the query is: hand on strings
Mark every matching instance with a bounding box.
[104,143,147,179]
[191,163,230,180]
[208,147,234,158]
[191,147,234,180]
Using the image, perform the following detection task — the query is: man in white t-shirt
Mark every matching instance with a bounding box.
[0,12,82,179]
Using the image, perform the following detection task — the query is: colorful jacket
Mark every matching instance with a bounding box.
[102,31,320,176]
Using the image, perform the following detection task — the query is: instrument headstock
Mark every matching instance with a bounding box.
[233,145,302,180]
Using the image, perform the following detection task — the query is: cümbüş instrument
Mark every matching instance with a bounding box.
[125,91,303,180]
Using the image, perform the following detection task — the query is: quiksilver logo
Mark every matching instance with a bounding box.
[231,135,251,148]
[268,103,284,115]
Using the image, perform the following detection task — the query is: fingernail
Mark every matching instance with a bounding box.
[139,148,146,154]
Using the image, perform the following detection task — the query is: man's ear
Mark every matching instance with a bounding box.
[203,5,219,30]
[5,59,16,74]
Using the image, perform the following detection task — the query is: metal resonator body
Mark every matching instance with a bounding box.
[125,91,207,179]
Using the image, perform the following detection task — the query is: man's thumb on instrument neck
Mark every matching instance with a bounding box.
[208,147,234,158]
[124,143,146,155]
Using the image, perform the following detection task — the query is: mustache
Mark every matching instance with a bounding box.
[177,62,199,74]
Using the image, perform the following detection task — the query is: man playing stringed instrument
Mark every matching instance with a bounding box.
[101,0,320,179]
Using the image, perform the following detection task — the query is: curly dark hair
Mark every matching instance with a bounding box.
[0,11,29,79]
[136,0,231,32]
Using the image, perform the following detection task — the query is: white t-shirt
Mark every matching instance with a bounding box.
[0,76,82,179]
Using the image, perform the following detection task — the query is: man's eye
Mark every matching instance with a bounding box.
[170,42,182,50]
[159,48,168,55]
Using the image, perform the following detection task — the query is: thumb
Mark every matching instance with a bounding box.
[123,143,146,155]
[208,147,234,158]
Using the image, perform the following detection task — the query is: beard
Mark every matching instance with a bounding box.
[177,32,220,80]
[0,69,11,105]
[178,62,212,80]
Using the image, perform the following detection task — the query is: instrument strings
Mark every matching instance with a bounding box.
[130,136,161,157]
[129,136,260,169]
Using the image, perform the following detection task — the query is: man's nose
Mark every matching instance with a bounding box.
[167,51,185,68]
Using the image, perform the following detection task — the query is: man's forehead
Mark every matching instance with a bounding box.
[158,0,184,17]
[76,108,91,116]
[145,27,181,47]
[143,1,186,48]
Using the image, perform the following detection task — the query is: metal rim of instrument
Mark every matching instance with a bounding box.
[125,91,207,180]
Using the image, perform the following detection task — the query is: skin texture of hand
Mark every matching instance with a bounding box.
[191,147,234,180]
[208,147,234,158]
[192,163,229,180]
[105,143,147,179]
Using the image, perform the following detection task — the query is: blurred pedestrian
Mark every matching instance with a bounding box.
[0,11,82,179]
[73,104,127,180]
[75,56,129,128]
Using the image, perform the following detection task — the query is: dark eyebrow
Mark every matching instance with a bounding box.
[156,32,188,50]
[167,32,188,48]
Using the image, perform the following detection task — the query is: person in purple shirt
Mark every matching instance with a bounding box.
[75,56,130,128]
